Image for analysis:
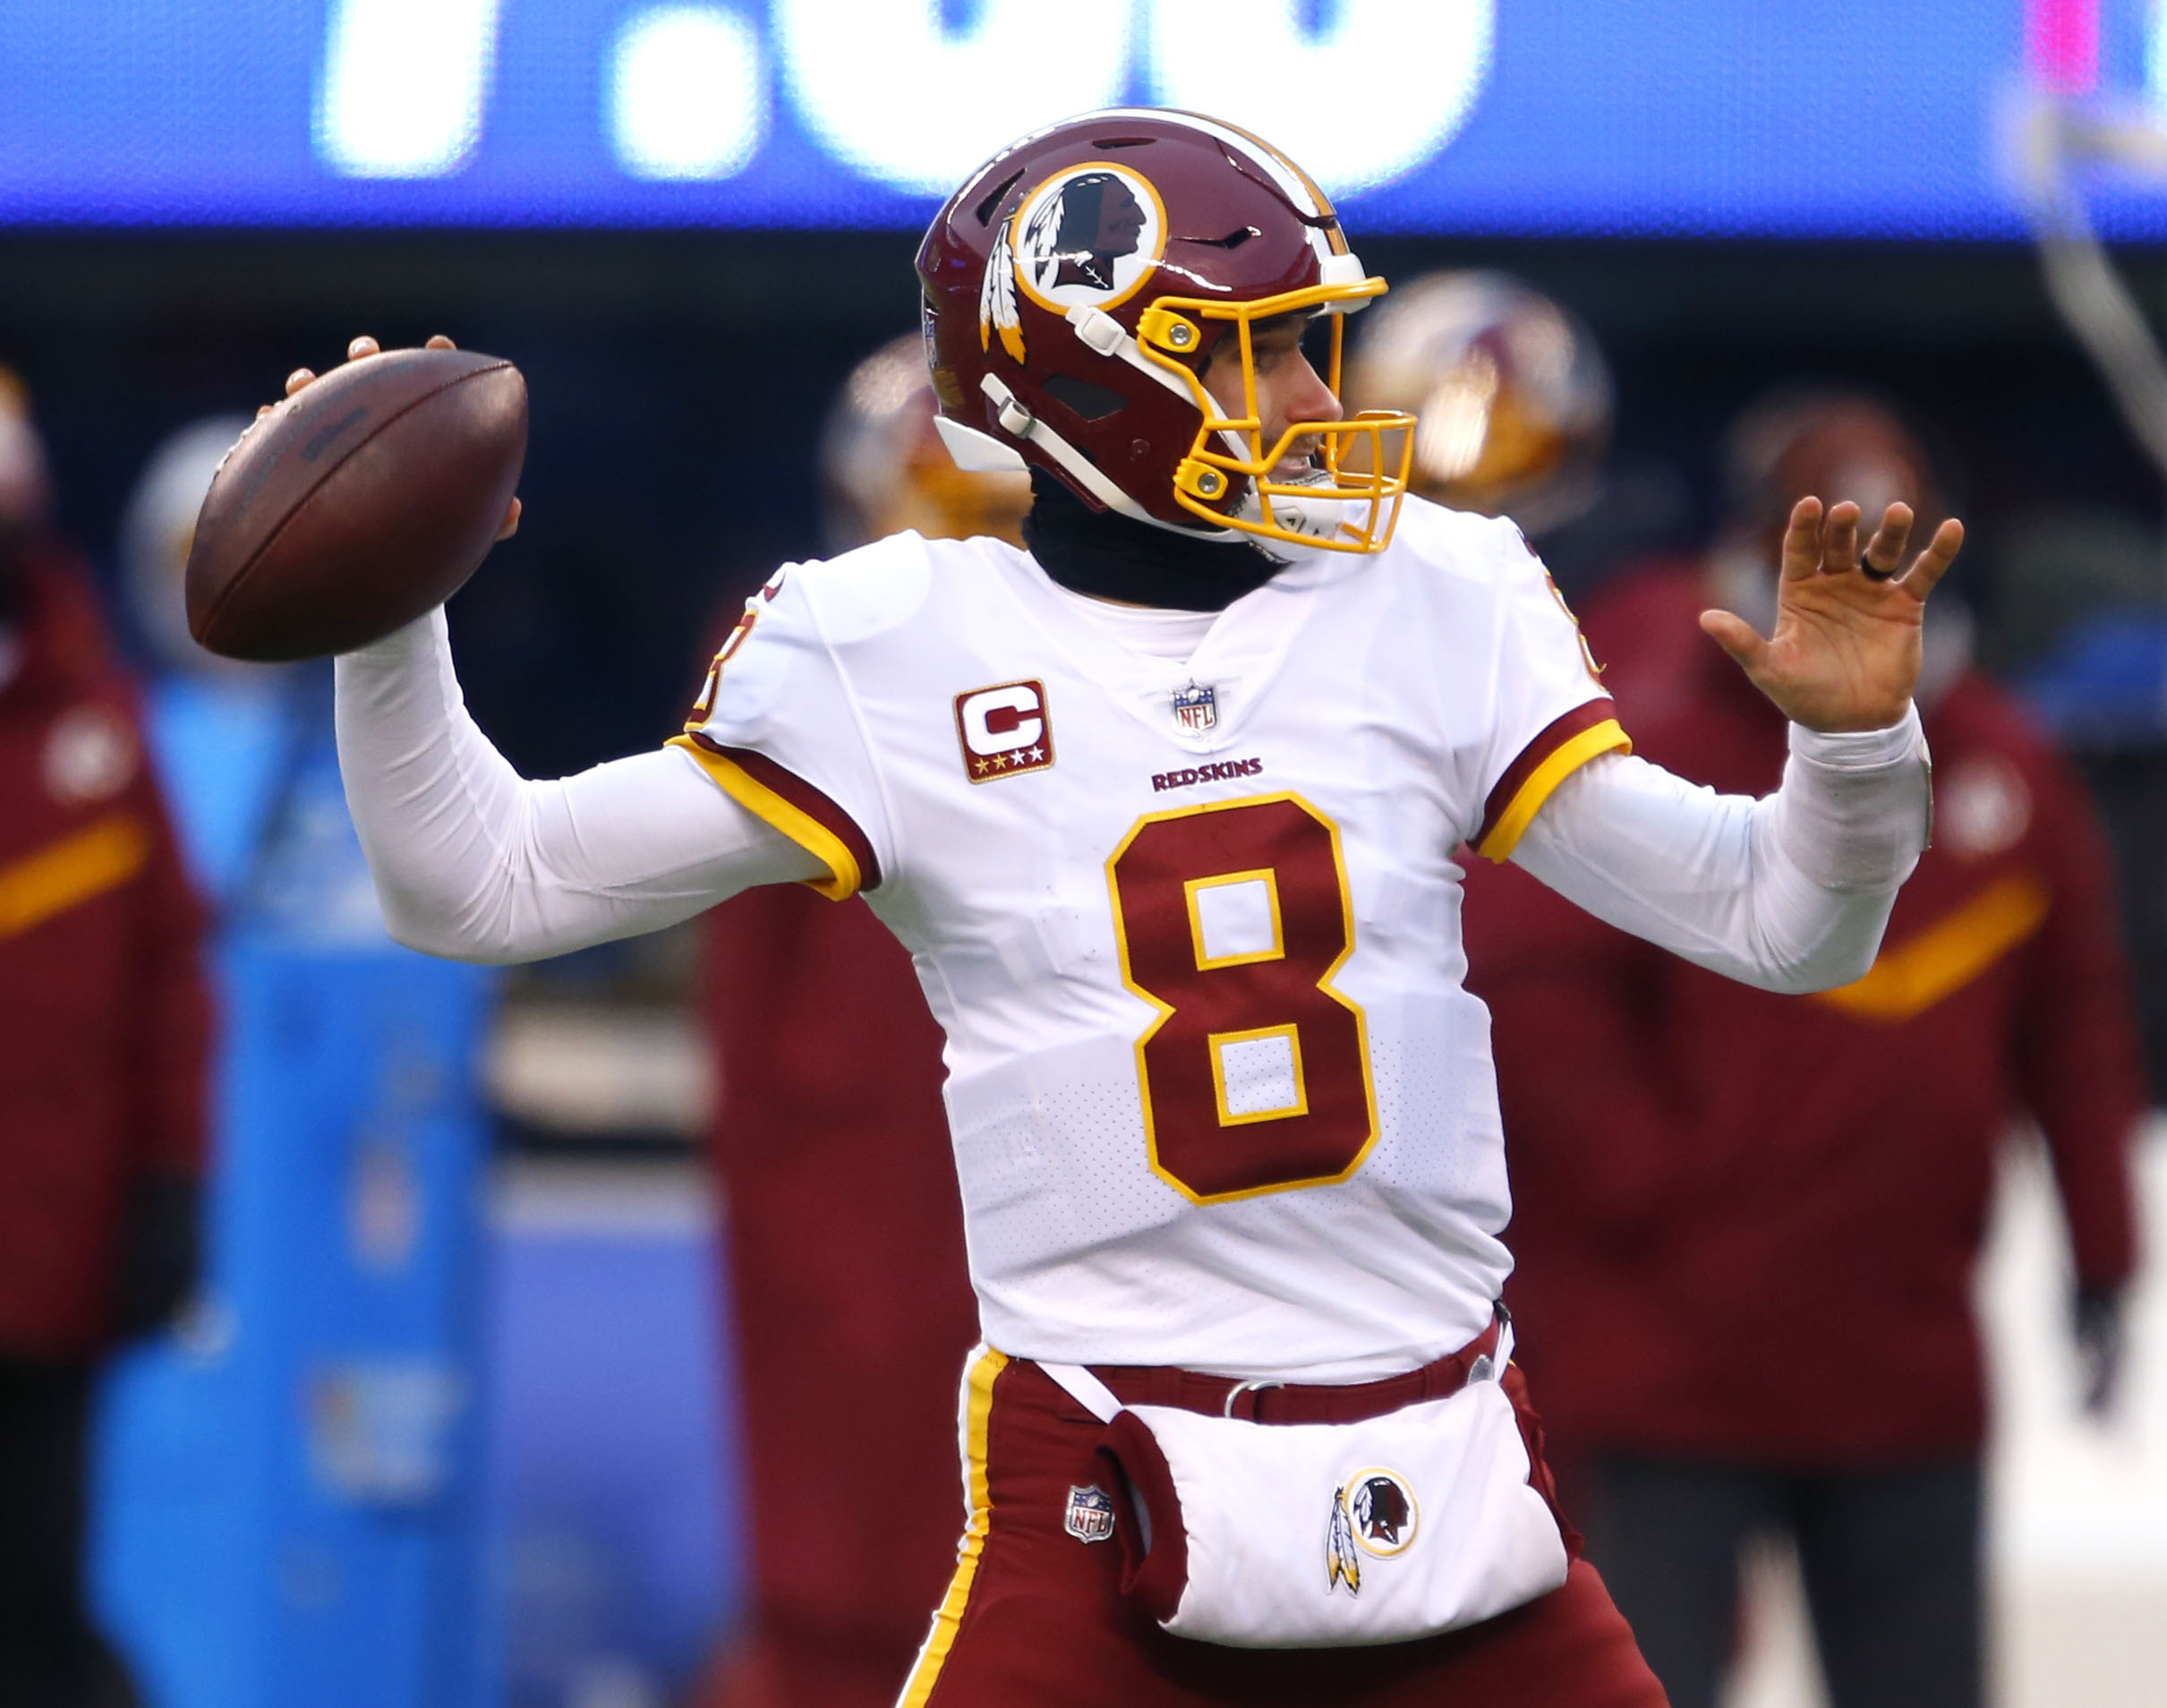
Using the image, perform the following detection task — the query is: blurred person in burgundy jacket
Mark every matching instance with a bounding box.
[0,371,212,1704]
[1344,266,1700,607]
[1463,391,2144,1708]
[699,336,1028,1708]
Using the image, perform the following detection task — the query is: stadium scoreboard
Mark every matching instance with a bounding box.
[0,0,2162,235]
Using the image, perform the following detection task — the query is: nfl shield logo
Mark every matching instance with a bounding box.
[1063,1484,1116,1544]
[1171,681,1217,734]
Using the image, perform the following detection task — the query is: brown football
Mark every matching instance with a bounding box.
[185,346,527,662]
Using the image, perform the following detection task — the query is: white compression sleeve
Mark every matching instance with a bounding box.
[333,609,823,964]
[1508,708,1930,994]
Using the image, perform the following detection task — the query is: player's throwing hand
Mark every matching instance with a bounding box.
[1699,497,1962,731]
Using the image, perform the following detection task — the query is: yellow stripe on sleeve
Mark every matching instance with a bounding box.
[0,813,150,940]
[1476,717,1632,862]
[665,735,861,901]
[900,1345,1009,1708]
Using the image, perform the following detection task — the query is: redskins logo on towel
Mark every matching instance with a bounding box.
[1327,1467,1420,1593]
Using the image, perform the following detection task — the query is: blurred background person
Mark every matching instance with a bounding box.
[82,408,501,1708]
[1344,268,1689,601]
[1344,269,1612,537]
[0,369,210,1706]
[1463,390,2146,1708]
[697,334,1028,1708]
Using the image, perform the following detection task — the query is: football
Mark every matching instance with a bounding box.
[185,346,527,662]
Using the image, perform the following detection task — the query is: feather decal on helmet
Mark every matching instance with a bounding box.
[979,215,1025,365]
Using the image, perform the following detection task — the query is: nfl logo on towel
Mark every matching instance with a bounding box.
[1171,681,1217,734]
[1064,1484,1115,1544]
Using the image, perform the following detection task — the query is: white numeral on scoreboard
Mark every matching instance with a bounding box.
[311,0,1494,195]
[772,0,1132,196]
[1148,1,1493,195]
[318,0,501,178]
[610,7,766,181]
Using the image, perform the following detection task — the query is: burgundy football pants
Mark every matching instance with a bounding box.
[902,1352,1670,1707]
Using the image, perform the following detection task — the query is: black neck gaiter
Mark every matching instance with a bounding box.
[1020,470,1284,612]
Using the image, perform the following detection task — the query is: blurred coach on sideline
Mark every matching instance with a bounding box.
[0,371,210,1706]
[1464,391,2146,1708]
[699,336,1026,1708]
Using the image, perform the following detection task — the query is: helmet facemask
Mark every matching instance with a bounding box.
[1137,275,1412,554]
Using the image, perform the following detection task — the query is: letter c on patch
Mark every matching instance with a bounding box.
[954,679,1056,781]
[960,682,1045,756]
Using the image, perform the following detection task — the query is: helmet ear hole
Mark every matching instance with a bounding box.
[1042,374,1129,423]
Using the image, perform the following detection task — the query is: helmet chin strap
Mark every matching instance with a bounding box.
[1064,305,1194,405]
[1062,306,1357,549]
[979,373,1243,544]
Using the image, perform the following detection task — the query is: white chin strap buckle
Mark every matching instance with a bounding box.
[1068,305,1127,357]
[996,395,1037,438]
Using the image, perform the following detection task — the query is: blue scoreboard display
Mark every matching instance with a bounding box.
[1,0,2163,237]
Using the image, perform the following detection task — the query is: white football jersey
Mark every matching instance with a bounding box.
[675,498,1625,1381]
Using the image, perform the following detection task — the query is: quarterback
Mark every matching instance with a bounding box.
[322,112,1958,1706]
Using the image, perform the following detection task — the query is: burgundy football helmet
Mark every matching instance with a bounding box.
[917,109,1412,554]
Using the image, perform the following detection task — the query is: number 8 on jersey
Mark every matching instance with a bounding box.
[1106,793,1379,1204]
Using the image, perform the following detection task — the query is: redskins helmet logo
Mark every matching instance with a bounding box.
[981,162,1169,364]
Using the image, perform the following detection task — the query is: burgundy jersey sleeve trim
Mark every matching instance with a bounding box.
[667,733,883,899]
[1475,701,1631,863]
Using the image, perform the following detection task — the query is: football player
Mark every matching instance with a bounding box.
[315,111,1958,1706]
[0,370,210,1708]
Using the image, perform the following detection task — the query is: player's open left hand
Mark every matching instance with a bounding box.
[1700,497,1962,732]
[264,334,522,541]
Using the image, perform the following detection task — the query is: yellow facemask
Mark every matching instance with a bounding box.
[1136,279,1415,555]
